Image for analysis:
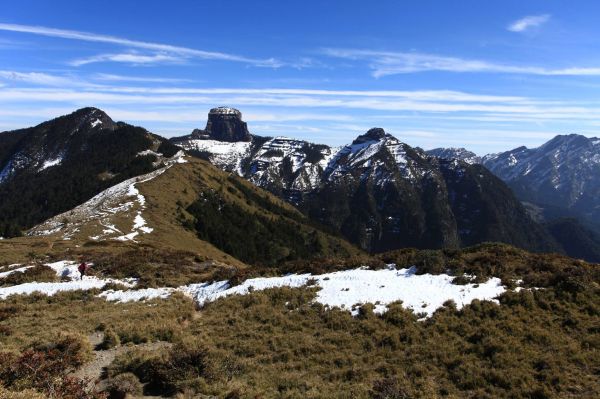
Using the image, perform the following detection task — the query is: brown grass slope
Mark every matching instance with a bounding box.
[0,156,360,268]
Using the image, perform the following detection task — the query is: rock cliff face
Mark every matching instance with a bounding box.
[186,107,251,142]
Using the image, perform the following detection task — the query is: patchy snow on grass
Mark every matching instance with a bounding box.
[100,267,507,318]
[0,260,136,300]
[0,265,34,279]
[45,260,81,279]
[28,151,186,242]
[0,258,507,319]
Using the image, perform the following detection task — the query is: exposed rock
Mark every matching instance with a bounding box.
[181,107,251,142]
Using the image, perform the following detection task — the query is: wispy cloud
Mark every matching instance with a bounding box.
[0,70,76,86]
[93,73,193,83]
[70,52,184,66]
[0,86,597,120]
[507,14,551,32]
[0,22,281,67]
[323,49,600,77]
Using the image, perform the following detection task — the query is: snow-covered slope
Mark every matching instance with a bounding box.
[28,151,187,242]
[174,138,252,174]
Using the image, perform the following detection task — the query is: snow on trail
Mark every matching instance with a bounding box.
[28,151,186,242]
[100,267,507,318]
[0,260,136,300]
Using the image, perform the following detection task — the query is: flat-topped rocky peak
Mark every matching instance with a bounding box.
[186,107,251,142]
[208,107,242,117]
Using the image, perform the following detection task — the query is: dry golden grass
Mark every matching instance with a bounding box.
[1,245,597,398]
[0,292,194,352]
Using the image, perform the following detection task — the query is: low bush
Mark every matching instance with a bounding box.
[0,334,101,398]
[0,265,56,287]
[105,372,142,399]
[108,342,216,396]
[98,329,120,350]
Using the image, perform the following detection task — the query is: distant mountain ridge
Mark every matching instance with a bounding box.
[422,134,600,262]
[4,107,595,260]
[172,108,561,254]
[426,134,600,229]
[482,134,600,227]
[426,147,482,165]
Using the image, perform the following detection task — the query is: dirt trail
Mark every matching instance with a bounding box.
[72,332,172,396]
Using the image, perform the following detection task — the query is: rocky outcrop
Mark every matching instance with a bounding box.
[184,107,251,142]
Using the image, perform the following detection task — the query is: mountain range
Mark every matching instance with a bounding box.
[1,107,599,262]
[171,108,572,255]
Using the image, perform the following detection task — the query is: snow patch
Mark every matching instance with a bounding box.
[0,265,34,279]
[101,267,507,318]
[90,119,103,128]
[0,260,136,300]
[39,156,63,171]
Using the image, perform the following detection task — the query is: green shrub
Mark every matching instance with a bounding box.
[105,372,142,399]
[98,329,120,350]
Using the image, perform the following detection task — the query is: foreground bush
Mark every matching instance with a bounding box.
[0,334,102,398]
[98,329,120,350]
[107,342,215,396]
[105,373,142,399]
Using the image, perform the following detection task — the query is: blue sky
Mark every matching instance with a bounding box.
[1,0,600,154]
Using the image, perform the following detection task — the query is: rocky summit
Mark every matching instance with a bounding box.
[185,107,252,142]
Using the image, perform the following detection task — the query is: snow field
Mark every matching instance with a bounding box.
[101,266,506,318]
[1,260,508,319]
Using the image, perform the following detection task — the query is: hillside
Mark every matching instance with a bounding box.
[0,242,597,398]
[429,135,600,261]
[0,108,180,237]
[13,152,359,268]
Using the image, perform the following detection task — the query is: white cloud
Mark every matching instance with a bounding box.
[0,22,281,67]
[0,86,597,120]
[0,70,76,86]
[323,48,600,77]
[93,73,192,83]
[508,14,551,32]
[70,52,183,66]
